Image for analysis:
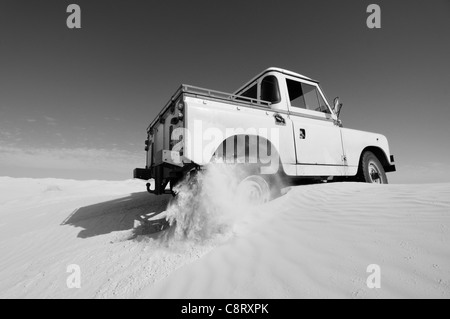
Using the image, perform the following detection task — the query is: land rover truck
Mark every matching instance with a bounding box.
[134,68,396,202]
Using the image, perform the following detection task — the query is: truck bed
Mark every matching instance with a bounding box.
[147,84,273,132]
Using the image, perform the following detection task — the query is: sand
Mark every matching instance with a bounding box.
[0,176,449,298]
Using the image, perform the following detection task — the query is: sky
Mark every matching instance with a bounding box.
[0,0,449,183]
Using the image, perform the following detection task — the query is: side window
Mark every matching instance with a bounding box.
[238,83,257,100]
[302,83,320,111]
[286,79,328,113]
[317,91,331,114]
[260,75,281,103]
[286,79,306,109]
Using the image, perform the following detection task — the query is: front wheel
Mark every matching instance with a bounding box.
[359,151,388,184]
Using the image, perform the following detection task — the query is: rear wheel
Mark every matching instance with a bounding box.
[236,175,271,206]
[359,151,388,184]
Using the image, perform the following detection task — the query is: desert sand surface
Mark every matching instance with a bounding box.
[0,175,449,299]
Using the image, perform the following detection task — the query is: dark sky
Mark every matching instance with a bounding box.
[0,0,449,182]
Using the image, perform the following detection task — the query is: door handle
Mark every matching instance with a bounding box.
[274,113,286,126]
[299,129,306,139]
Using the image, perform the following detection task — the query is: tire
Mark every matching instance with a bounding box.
[359,151,388,184]
[236,175,271,206]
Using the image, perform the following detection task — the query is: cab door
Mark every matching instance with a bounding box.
[285,76,344,167]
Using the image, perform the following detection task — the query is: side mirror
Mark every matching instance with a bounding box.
[333,97,343,118]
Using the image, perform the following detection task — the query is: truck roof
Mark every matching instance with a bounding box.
[234,67,319,95]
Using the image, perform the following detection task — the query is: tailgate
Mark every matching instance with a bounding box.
[146,93,185,168]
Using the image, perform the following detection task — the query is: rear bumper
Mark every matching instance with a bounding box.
[134,150,196,195]
[133,149,184,181]
[133,168,152,180]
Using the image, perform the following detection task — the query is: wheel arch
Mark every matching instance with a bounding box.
[211,134,285,175]
[358,146,390,172]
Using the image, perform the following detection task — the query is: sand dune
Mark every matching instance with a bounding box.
[0,176,449,298]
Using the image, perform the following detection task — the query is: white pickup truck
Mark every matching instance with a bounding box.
[134,67,396,201]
